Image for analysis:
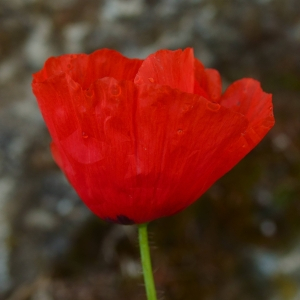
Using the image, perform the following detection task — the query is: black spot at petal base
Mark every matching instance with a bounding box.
[104,215,135,225]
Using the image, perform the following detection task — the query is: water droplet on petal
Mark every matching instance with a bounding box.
[78,105,87,114]
[206,102,220,111]
[177,129,183,135]
[135,75,142,84]
[70,54,77,59]
[82,132,88,139]
[110,84,121,96]
[182,103,193,112]
[56,107,67,119]
[211,92,220,101]
[148,77,154,83]
[85,89,94,98]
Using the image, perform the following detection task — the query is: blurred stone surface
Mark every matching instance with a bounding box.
[0,0,300,299]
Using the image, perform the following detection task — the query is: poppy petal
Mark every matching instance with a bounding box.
[33,49,143,90]
[205,69,222,102]
[32,73,82,143]
[194,59,222,102]
[33,54,88,83]
[220,78,274,146]
[47,78,139,222]
[81,49,143,89]
[135,48,194,94]
[128,84,250,221]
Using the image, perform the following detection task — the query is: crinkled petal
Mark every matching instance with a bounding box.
[33,49,143,90]
[33,54,88,83]
[220,78,274,147]
[81,49,143,89]
[130,84,250,222]
[194,59,222,102]
[32,73,83,143]
[41,78,140,223]
[205,69,222,102]
[134,48,194,94]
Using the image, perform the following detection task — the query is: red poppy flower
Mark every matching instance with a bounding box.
[32,48,274,225]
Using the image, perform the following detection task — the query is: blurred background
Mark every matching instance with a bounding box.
[0,0,300,299]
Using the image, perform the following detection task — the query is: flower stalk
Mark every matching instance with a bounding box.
[138,223,158,300]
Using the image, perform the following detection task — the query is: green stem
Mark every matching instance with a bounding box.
[138,223,158,300]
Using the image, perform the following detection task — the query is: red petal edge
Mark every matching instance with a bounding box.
[33,49,143,89]
[220,78,274,147]
[135,48,195,94]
